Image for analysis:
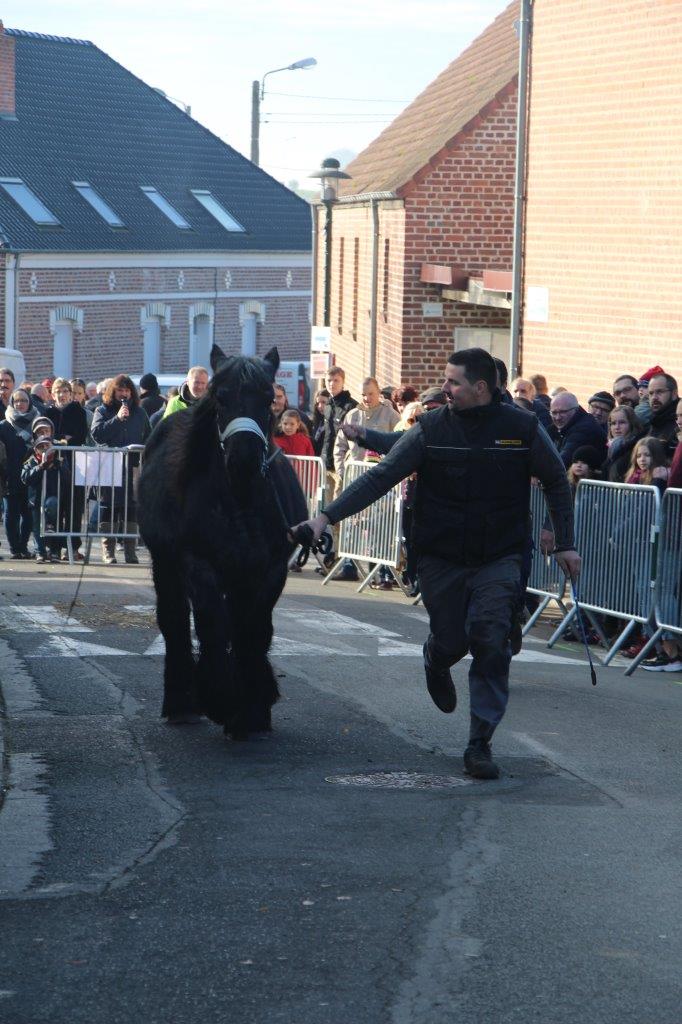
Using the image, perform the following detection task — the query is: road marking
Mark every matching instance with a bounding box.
[124,605,155,614]
[143,635,166,656]
[0,754,54,898]
[277,608,400,638]
[377,636,580,665]
[0,605,92,633]
[28,636,133,658]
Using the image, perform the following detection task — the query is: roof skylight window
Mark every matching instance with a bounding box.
[190,189,245,232]
[140,186,190,229]
[72,181,124,227]
[0,178,59,225]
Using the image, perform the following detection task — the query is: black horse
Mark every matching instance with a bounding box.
[137,344,307,738]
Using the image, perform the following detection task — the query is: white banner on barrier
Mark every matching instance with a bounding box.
[74,450,123,488]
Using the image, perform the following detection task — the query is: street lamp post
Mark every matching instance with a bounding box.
[250,57,317,166]
[309,158,352,327]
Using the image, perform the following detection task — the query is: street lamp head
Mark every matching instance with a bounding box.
[288,57,317,70]
[309,157,352,201]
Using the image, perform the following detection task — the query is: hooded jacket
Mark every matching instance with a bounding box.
[552,406,607,468]
[0,398,38,493]
[163,382,198,418]
[333,398,399,475]
[320,389,358,470]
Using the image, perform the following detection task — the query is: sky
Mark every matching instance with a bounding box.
[2,0,513,190]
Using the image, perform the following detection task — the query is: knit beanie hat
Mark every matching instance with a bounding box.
[572,445,602,470]
[32,416,54,436]
[637,365,665,387]
[588,390,615,411]
[139,372,159,394]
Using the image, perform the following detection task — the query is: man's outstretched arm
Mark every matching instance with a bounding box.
[293,425,426,542]
[531,424,581,580]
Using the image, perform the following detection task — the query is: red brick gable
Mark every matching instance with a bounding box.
[341,2,518,197]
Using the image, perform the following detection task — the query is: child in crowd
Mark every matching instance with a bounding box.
[273,409,315,457]
[567,445,602,497]
[20,417,70,563]
[625,437,669,493]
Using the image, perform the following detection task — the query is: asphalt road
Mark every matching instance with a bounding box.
[0,555,680,1024]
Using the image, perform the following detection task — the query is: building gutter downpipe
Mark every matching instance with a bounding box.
[369,198,379,378]
[510,0,532,378]
[310,203,319,326]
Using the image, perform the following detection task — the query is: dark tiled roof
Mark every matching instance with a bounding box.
[0,29,311,252]
[342,2,518,196]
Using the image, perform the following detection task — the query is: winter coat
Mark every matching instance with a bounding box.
[552,406,608,468]
[333,399,399,476]
[48,401,88,446]
[668,442,682,488]
[601,429,645,483]
[320,389,358,470]
[91,401,151,448]
[0,412,34,495]
[163,382,197,418]
[140,391,166,418]
[647,400,679,458]
[273,432,315,457]
[21,450,70,506]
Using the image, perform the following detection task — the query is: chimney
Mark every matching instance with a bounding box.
[0,22,17,120]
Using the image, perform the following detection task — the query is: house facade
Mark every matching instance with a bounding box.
[0,25,311,381]
[312,3,518,397]
[520,0,682,398]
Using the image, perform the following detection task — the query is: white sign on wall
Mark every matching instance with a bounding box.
[422,302,444,318]
[525,286,549,323]
[310,325,331,353]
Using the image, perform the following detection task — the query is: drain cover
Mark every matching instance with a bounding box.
[326,772,473,790]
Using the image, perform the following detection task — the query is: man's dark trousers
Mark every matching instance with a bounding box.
[418,553,522,741]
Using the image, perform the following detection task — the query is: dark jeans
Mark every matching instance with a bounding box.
[418,552,522,741]
[4,491,32,554]
[31,496,58,557]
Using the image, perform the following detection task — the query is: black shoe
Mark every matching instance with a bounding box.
[423,641,457,713]
[337,566,359,582]
[463,740,500,780]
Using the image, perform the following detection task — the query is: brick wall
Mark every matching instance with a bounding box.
[3,258,311,379]
[522,0,682,401]
[0,23,16,118]
[317,87,517,399]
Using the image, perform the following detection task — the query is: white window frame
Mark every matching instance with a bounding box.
[0,178,59,225]
[140,186,191,229]
[72,181,124,227]
[190,189,245,232]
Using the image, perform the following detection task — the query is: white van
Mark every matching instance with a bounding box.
[276,361,311,411]
[0,347,27,384]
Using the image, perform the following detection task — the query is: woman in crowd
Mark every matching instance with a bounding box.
[48,377,89,560]
[0,388,37,557]
[602,404,643,482]
[311,388,330,457]
[394,399,424,433]
[70,377,94,431]
[625,437,669,493]
[91,375,150,565]
[273,409,315,457]
[391,385,418,415]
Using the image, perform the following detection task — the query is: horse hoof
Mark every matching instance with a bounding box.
[165,712,203,725]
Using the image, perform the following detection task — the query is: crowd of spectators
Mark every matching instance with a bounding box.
[1,354,680,669]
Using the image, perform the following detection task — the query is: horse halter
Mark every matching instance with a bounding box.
[218,416,269,475]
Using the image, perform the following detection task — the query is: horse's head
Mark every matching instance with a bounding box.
[209,343,279,484]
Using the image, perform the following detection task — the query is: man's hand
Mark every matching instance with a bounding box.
[539,528,554,555]
[341,422,365,442]
[117,403,130,420]
[555,549,581,581]
[291,513,330,546]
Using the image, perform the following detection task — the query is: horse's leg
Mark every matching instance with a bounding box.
[227,597,280,739]
[151,554,198,723]
[188,562,231,725]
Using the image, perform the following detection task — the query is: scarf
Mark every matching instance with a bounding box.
[5,402,38,444]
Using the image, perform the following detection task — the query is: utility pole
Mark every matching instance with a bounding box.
[250,80,260,165]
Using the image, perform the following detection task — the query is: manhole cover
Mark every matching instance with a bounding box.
[326,772,473,790]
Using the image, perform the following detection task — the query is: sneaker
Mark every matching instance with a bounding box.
[622,636,648,659]
[423,641,457,713]
[35,554,46,564]
[60,552,69,562]
[642,653,682,673]
[463,740,500,780]
[74,552,85,562]
[102,554,117,565]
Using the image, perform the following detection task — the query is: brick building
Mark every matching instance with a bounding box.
[521,0,682,399]
[0,24,311,381]
[313,2,518,397]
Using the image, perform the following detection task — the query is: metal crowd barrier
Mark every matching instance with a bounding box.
[39,444,144,564]
[547,479,660,664]
[322,459,406,593]
[523,482,569,634]
[625,487,682,675]
[285,454,325,518]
